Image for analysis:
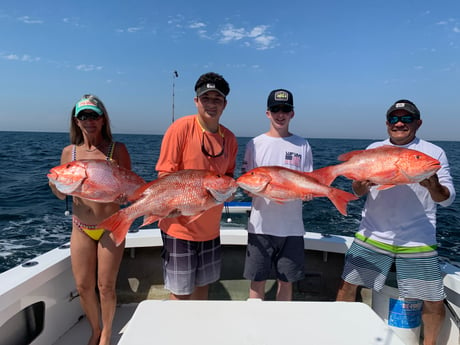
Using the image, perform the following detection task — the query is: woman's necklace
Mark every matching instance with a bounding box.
[84,142,106,152]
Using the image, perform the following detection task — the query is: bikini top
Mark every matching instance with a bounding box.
[72,142,116,161]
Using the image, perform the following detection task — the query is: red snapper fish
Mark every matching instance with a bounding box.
[47,160,146,203]
[236,166,358,216]
[98,169,238,246]
[312,145,441,190]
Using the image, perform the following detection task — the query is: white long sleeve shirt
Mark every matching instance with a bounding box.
[357,137,455,247]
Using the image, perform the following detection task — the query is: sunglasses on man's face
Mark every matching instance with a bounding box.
[269,105,293,113]
[387,115,417,125]
[76,112,102,121]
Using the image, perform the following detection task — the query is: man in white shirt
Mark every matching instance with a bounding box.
[336,99,456,345]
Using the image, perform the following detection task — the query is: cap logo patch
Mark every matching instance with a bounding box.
[78,100,96,107]
[274,91,289,101]
[395,103,406,108]
[206,83,216,89]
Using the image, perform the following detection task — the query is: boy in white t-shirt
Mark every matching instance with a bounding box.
[241,89,313,300]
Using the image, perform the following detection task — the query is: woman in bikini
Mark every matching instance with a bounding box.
[49,94,131,345]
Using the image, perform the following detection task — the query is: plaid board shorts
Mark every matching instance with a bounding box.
[160,231,221,295]
[341,238,445,301]
[243,233,305,283]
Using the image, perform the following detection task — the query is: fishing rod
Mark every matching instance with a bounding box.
[172,70,178,123]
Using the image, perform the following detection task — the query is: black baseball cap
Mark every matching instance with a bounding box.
[386,99,420,118]
[267,89,294,109]
[194,72,230,99]
[196,82,228,98]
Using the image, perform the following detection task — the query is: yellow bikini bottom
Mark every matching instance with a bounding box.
[72,216,105,241]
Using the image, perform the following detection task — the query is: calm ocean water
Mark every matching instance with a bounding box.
[0,131,459,273]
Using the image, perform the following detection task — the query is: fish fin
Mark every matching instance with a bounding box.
[377,184,396,190]
[141,208,185,227]
[260,194,287,204]
[98,210,134,247]
[129,180,156,201]
[307,166,337,186]
[327,188,359,216]
[337,150,366,162]
[141,214,160,227]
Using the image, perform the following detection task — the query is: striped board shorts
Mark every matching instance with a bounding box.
[341,237,445,301]
[160,231,221,295]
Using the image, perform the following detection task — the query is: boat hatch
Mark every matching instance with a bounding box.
[0,301,45,345]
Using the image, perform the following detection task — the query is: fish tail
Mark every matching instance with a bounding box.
[327,188,358,216]
[308,166,338,186]
[99,210,134,246]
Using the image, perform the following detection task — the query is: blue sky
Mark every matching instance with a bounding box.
[1,0,459,141]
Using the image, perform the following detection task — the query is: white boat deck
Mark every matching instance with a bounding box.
[53,304,137,345]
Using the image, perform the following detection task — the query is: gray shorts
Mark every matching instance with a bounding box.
[244,233,305,282]
[342,239,445,301]
[161,231,221,295]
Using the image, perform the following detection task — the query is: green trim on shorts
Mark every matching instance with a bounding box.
[355,233,437,253]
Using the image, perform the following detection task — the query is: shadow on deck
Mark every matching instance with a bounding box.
[116,245,371,304]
